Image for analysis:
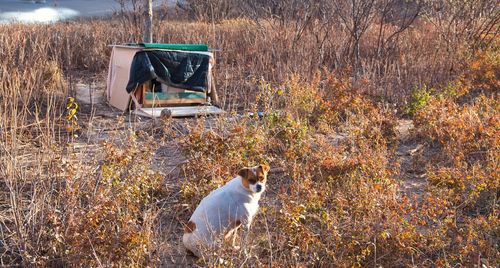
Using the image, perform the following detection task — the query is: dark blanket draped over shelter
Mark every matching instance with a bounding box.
[126,50,209,93]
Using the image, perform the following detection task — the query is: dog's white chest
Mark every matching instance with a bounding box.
[242,199,259,219]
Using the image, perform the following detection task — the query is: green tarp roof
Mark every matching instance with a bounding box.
[127,43,209,52]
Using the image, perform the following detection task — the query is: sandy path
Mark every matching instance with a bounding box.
[395,119,427,199]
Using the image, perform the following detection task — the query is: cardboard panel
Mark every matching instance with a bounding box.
[107,46,141,111]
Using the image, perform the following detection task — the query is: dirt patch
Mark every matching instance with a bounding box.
[395,119,427,199]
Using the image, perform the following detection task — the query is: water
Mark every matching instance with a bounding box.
[0,0,173,23]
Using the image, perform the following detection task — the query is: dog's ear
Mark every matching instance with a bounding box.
[238,168,249,179]
[260,164,270,173]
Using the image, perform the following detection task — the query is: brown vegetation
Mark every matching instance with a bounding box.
[0,1,498,266]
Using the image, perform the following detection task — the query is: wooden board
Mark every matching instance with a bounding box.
[142,90,206,107]
[135,105,225,118]
[143,98,206,107]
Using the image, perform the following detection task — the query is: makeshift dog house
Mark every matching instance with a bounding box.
[106,43,224,117]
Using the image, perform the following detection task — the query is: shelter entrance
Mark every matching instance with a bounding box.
[106,43,224,117]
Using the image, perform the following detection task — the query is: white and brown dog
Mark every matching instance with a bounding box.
[182,164,270,257]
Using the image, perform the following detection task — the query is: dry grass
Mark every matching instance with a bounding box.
[0,16,467,107]
[0,11,498,267]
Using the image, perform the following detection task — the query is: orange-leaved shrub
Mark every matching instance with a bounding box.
[27,130,165,266]
[178,74,427,266]
[412,43,499,266]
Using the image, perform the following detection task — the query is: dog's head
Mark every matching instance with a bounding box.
[238,164,270,194]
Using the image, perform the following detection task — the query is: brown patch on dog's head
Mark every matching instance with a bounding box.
[238,164,270,192]
[184,221,196,233]
[256,164,270,180]
[238,168,250,188]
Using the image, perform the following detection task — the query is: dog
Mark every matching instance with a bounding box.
[182,164,270,257]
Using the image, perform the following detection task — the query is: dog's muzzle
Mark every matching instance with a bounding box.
[256,184,262,193]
